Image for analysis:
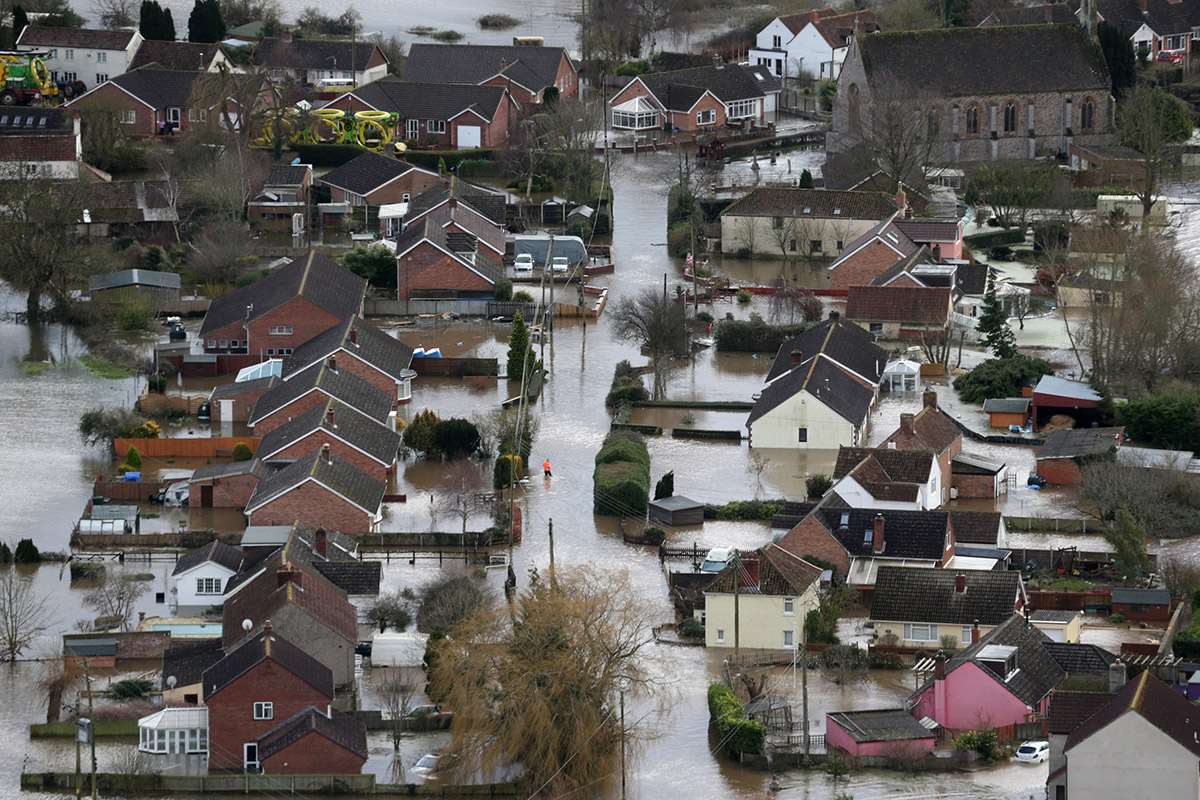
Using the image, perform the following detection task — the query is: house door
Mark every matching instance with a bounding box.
[457,126,481,150]
[243,743,259,772]
[218,399,233,421]
[168,108,181,124]
[200,485,213,508]
[405,118,419,139]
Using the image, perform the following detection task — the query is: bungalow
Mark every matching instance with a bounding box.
[402,43,578,109]
[1031,375,1106,431]
[316,151,440,208]
[869,566,1025,649]
[129,39,232,72]
[609,63,780,135]
[702,544,822,649]
[831,447,942,511]
[244,445,386,533]
[226,524,378,611]
[198,251,367,357]
[258,706,367,775]
[249,357,394,435]
[844,284,953,341]
[909,615,1117,732]
[188,459,270,509]
[747,315,886,449]
[255,398,401,482]
[248,164,313,232]
[721,187,898,258]
[170,540,243,612]
[394,217,505,301]
[321,76,518,150]
[1109,587,1171,624]
[0,107,80,180]
[1035,427,1124,486]
[16,26,143,91]
[825,709,935,757]
[281,315,415,406]
[253,34,388,87]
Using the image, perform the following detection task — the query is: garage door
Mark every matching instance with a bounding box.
[1043,628,1063,642]
[457,126,481,149]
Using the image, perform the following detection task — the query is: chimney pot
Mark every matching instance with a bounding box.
[281,31,292,42]
[923,389,938,411]
[264,619,272,634]
[872,513,885,554]
[899,412,915,436]
[349,327,358,345]
[1109,659,1127,692]
[789,349,803,366]
[322,443,331,463]
[955,571,967,594]
[315,528,328,559]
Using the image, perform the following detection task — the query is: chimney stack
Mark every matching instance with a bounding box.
[790,349,803,366]
[314,528,328,560]
[923,389,938,410]
[895,188,907,212]
[327,355,337,371]
[933,652,946,680]
[276,566,301,588]
[321,443,331,463]
[899,412,915,436]
[263,619,273,638]
[326,406,336,427]
[872,513,885,554]
[1109,660,1127,692]
[740,556,760,589]
[971,619,981,643]
[349,326,358,345]
[1140,0,1148,13]
[281,31,292,42]
[955,571,967,594]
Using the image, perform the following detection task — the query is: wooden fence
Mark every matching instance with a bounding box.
[112,437,259,458]
[1005,516,1110,533]
[92,478,170,502]
[994,720,1048,743]
[74,531,219,549]
[135,392,208,415]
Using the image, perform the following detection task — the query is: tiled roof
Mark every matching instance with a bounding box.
[1037,427,1123,460]
[705,544,822,595]
[936,615,1065,707]
[748,353,877,427]
[245,449,386,518]
[317,151,430,197]
[1032,609,1080,623]
[266,165,310,187]
[809,10,881,48]
[250,359,393,427]
[884,405,961,455]
[636,63,777,109]
[723,187,898,220]
[1046,690,1112,734]
[406,176,506,226]
[835,446,935,484]
[765,317,888,383]
[790,508,951,560]
[858,25,1110,98]
[0,107,73,135]
[402,43,570,90]
[947,510,1002,545]
[189,459,271,482]
[253,37,382,71]
[1043,642,1118,673]
[225,522,359,596]
[1066,671,1200,758]
[828,708,935,743]
[338,75,509,121]
[17,25,137,49]
[130,40,225,71]
[282,316,413,383]
[257,707,367,761]
[829,218,917,271]
[203,629,334,701]
[200,251,366,337]
[161,637,225,688]
[1096,0,1200,39]
[256,397,401,466]
[980,3,1078,24]
[91,65,199,110]
[870,566,1020,625]
[312,560,381,595]
[394,217,504,286]
[846,285,951,324]
[425,201,507,256]
[778,7,837,35]
[172,540,242,576]
[869,247,934,288]
[209,376,279,400]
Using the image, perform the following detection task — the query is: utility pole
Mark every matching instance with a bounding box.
[548,233,555,349]
[74,701,81,799]
[548,517,555,588]
[690,224,698,313]
[619,685,626,800]
[732,551,740,654]
[801,616,809,759]
[84,661,97,800]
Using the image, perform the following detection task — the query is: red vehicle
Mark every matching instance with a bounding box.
[1157,49,1185,64]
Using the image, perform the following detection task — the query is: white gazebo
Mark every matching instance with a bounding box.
[611,96,661,131]
[882,359,921,392]
[138,707,208,755]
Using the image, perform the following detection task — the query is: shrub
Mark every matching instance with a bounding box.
[678,617,704,638]
[70,563,105,581]
[513,290,535,302]
[714,319,808,353]
[493,454,524,489]
[696,310,713,322]
[953,729,1001,761]
[641,526,666,543]
[14,539,40,564]
[736,289,752,304]
[433,418,481,459]
[231,442,253,462]
[706,683,765,755]
[595,438,651,473]
[494,279,513,302]
[654,471,675,500]
[124,446,142,470]
[1110,613,1125,623]
[615,59,649,76]
[403,409,441,457]
[605,384,649,407]
[1118,393,1200,454]
[667,221,691,258]
[110,678,153,699]
[593,461,649,515]
[116,304,153,331]
[146,375,166,393]
[506,173,554,193]
[702,499,786,520]
[0,542,10,564]
[805,474,833,498]
[235,268,271,288]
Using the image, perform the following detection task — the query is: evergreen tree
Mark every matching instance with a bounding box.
[798,168,814,189]
[140,0,176,40]
[506,311,536,382]
[187,0,225,43]
[12,5,29,43]
[1098,22,1136,99]
[1106,509,1150,584]
[977,274,1017,359]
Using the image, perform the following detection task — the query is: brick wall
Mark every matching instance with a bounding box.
[396,241,495,300]
[830,241,909,291]
[269,431,390,481]
[253,392,329,435]
[953,472,997,499]
[207,660,332,772]
[482,75,537,109]
[1037,457,1081,486]
[0,134,76,162]
[189,472,262,508]
[260,730,365,775]
[248,481,375,533]
[69,85,156,137]
[1110,602,1170,623]
[556,55,579,98]
[776,517,849,574]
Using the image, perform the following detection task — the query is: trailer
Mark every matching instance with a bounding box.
[0,50,85,106]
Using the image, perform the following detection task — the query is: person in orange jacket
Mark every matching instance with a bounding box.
[543,459,552,477]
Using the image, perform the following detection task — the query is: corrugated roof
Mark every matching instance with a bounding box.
[189,459,271,483]
[1033,375,1103,403]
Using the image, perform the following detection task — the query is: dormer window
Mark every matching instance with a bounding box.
[840,512,850,529]
[977,645,1019,681]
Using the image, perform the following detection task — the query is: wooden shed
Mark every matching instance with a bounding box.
[1110,588,1171,624]
[648,495,704,527]
[982,397,1031,429]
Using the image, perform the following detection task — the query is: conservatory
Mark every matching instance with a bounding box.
[138,707,208,755]
[882,358,921,392]
[611,96,661,131]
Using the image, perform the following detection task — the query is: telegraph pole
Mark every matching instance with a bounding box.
[547,518,555,589]
[801,619,810,758]
[84,661,97,800]
[732,551,740,654]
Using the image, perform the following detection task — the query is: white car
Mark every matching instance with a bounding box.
[411,752,454,775]
[550,256,569,275]
[513,253,534,273]
[1013,740,1049,763]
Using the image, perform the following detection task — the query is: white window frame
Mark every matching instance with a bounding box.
[405,118,419,139]
[268,325,293,335]
[783,629,794,648]
[189,108,207,123]
[783,597,794,616]
[716,628,725,643]
[903,622,937,643]
[196,577,222,595]
[96,51,107,63]
[961,625,974,645]
[726,99,756,120]
[64,49,74,60]
[696,109,716,126]
[95,73,108,84]
[427,120,446,134]
[253,702,273,720]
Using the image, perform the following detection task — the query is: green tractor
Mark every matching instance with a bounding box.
[0,51,85,106]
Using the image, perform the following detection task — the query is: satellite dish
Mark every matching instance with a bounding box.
[166,675,177,689]
[242,618,253,631]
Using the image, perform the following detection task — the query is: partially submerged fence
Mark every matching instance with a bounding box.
[113,437,259,458]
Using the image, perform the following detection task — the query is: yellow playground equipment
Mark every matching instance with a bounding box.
[0,51,58,105]
[254,107,408,154]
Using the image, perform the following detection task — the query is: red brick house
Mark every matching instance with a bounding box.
[316,151,440,208]
[394,217,505,301]
[258,707,367,775]
[249,356,393,435]
[405,176,507,228]
[321,76,518,149]
[255,398,401,481]
[881,389,963,501]
[0,107,81,180]
[202,626,336,772]
[827,217,915,291]
[609,63,780,134]
[402,43,578,110]
[254,35,388,87]
[845,284,953,341]
[188,459,270,508]
[199,251,367,358]
[281,316,415,406]
[244,446,386,534]
[209,377,279,423]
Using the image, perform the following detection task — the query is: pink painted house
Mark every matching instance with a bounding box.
[826,709,935,757]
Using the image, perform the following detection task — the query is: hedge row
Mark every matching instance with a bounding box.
[593,432,650,516]
[962,228,1025,249]
[714,319,809,353]
[703,499,787,520]
[707,683,765,755]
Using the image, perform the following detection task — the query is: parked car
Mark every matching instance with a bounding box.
[701,546,735,574]
[1157,49,1184,64]
[402,703,454,730]
[550,256,569,275]
[412,751,457,776]
[514,253,534,273]
[1013,740,1049,763]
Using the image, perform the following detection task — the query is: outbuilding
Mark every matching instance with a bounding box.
[1110,588,1171,623]
[982,397,1031,429]
[648,495,704,527]
[1031,376,1104,431]
[1036,427,1124,486]
[825,709,935,757]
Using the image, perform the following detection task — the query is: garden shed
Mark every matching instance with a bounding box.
[982,397,1031,429]
[1110,588,1171,624]
[648,495,703,527]
[826,709,936,757]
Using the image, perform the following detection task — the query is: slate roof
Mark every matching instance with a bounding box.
[257,707,367,761]
[130,40,225,71]
[203,629,334,700]
[250,358,394,427]
[846,285,951,323]
[256,397,401,466]
[1037,427,1124,460]
[402,43,570,90]
[858,25,1110,98]
[89,269,181,292]
[893,219,960,243]
[337,75,509,121]
[723,187,898,220]
[318,151,431,197]
[765,317,888,383]
[161,637,225,688]
[869,247,933,288]
[947,510,1003,545]
[1065,671,1200,758]
[200,251,366,337]
[748,353,877,427]
[870,566,1021,625]
[834,446,935,490]
[798,508,951,560]
[266,165,309,187]
[100,66,201,110]
[635,63,776,111]
[983,397,1032,414]
[190,459,271,482]
[809,10,881,48]
[209,376,279,400]
[980,3,1077,25]
[394,217,505,286]
[1046,690,1112,734]
[17,25,138,49]
[172,540,243,576]
[1043,642,1118,673]
[245,449,386,517]
[828,708,935,743]
[424,201,507,256]
[254,37,382,71]
[706,544,823,595]
[1032,609,1080,623]
[406,176,506,226]
[1096,0,1200,39]
[0,107,72,135]
[282,315,413,382]
[312,560,381,595]
[778,7,837,35]
[1111,587,1171,605]
[830,218,918,271]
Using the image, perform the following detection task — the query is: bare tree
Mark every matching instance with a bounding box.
[767,214,796,263]
[189,219,255,283]
[608,286,690,399]
[82,574,148,631]
[747,449,769,499]
[95,0,137,26]
[628,0,691,56]
[731,215,758,256]
[846,77,938,194]
[38,652,82,722]
[0,569,50,661]
[379,673,417,755]
[438,461,489,535]
[1115,83,1193,222]
[766,276,822,325]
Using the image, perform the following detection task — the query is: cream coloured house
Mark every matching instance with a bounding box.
[703,544,822,650]
[868,566,1024,649]
[720,187,899,258]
